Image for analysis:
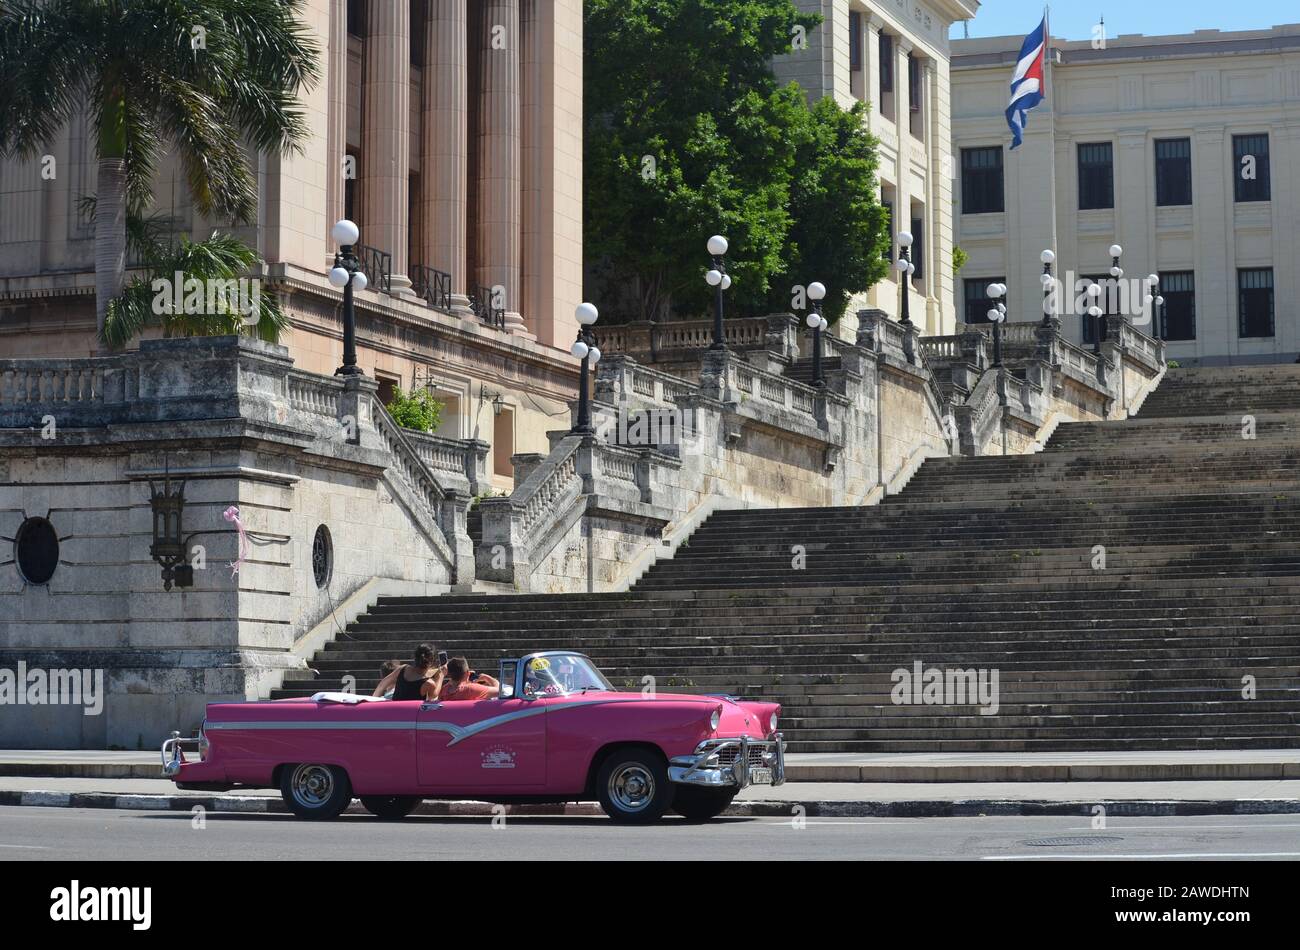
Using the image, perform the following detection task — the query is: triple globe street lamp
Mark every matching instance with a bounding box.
[327,219,370,377]
[805,281,829,388]
[570,302,602,435]
[893,230,915,328]
[704,235,733,350]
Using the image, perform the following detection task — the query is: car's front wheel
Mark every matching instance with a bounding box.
[360,795,422,820]
[672,787,737,822]
[280,763,352,820]
[596,748,674,824]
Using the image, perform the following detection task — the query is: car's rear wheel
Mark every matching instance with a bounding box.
[360,795,422,820]
[280,763,352,820]
[672,787,737,822]
[596,748,673,824]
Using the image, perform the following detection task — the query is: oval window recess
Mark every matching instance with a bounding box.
[15,517,59,586]
[312,525,333,590]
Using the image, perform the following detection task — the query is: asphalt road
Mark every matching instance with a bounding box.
[4,806,1300,860]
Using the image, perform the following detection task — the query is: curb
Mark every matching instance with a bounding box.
[3,789,1299,819]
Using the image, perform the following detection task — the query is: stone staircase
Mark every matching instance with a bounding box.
[273,364,1300,753]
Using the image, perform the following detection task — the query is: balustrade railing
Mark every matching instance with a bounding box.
[410,265,452,314]
[469,285,506,330]
[356,244,392,295]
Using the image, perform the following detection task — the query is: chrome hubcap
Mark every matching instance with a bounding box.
[291,764,334,808]
[608,764,655,812]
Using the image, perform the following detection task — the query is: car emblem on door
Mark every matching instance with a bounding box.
[481,746,517,769]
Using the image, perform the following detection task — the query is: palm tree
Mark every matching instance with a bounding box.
[0,0,319,350]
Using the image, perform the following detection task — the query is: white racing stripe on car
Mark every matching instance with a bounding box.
[202,698,664,741]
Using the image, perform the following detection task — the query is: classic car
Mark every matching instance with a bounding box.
[163,651,784,824]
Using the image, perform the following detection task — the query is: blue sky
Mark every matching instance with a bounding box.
[950,1,1298,41]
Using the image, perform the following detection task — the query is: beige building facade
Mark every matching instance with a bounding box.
[0,0,585,492]
[952,25,1300,365]
[774,0,978,340]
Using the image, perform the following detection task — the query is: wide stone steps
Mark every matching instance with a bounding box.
[286,365,1300,751]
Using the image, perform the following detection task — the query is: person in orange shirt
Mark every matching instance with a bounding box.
[439,657,500,701]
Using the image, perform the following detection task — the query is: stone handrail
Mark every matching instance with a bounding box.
[1055,337,1101,378]
[598,316,775,359]
[368,396,450,513]
[727,357,819,416]
[0,358,132,408]
[920,336,961,361]
[1118,321,1166,369]
[402,428,489,496]
[958,320,1041,346]
[513,434,585,539]
[287,371,344,416]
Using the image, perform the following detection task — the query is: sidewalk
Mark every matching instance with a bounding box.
[5,749,1300,782]
[2,774,1298,819]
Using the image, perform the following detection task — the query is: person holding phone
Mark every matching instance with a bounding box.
[439,657,499,701]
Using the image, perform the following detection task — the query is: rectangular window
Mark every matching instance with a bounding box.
[344,150,359,222]
[1080,274,1118,345]
[1233,134,1271,202]
[908,55,921,112]
[1155,138,1192,207]
[910,216,924,282]
[1078,143,1114,210]
[1238,268,1274,339]
[849,12,863,71]
[878,33,899,121]
[1158,271,1196,341]
[964,278,1005,325]
[961,147,1004,214]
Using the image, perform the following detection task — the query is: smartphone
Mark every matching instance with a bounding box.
[437,651,448,667]
[469,672,480,683]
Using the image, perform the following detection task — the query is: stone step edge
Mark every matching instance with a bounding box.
[3,788,1298,819]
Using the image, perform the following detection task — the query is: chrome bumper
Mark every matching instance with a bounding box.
[160,730,205,777]
[668,734,785,789]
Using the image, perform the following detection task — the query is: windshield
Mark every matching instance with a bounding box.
[522,654,613,697]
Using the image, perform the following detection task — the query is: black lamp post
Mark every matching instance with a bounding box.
[1040,249,1056,326]
[1144,273,1164,339]
[895,230,915,327]
[570,302,601,435]
[1087,282,1104,356]
[328,219,370,377]
[1107,243,1125,335]
[806,282,828,388]
[705,235,732,350]
[986,282,1007,367]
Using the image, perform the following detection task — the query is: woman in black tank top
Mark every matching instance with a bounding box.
[374,643,444,700]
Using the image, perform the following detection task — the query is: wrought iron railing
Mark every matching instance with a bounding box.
[355,244,392,294]
[469,284,506,330]
[410,264,452,313]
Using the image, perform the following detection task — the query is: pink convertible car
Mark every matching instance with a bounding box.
[163,651,784,824]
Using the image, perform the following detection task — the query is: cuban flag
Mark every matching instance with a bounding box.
[1005,15,1048,150]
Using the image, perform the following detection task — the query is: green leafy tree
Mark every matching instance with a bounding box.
[386,389,444,434]
[0,0,319,349]
[768,98,890,323]
[952,245,969,275]
[585,0,890,326]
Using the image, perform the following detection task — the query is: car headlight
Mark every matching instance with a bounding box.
[769,712,779,733]
[710,707,721,731]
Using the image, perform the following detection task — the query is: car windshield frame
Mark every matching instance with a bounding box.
[518,652,614,698]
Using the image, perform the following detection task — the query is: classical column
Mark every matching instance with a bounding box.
[477,0,527,334]
[423,0,472,312]
[362,0,412,292]
[325,0,348,267]
[865,15,883,135]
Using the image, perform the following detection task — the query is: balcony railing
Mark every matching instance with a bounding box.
[356,244,392,294]
[469,284,506,330]
[411,264,452,313]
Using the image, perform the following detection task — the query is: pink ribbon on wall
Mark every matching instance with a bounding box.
[223,505,250,578]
